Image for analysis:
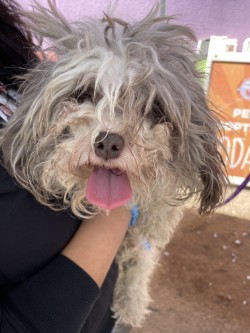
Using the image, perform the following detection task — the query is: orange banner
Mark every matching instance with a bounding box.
[208,61,250,183]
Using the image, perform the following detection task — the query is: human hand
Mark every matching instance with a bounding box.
[62,206,131,287]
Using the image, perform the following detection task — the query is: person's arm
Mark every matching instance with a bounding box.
[0,207,131,333]
[62,207,131,287]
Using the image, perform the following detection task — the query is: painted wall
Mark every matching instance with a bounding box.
[19,0,156,21]
[19,0,249,50]
[166,0,248,51]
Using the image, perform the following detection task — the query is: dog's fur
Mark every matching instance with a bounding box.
[0,1,226,327]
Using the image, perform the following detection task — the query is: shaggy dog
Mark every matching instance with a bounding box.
[0,1,226,327]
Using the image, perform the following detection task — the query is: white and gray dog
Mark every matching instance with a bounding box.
[0,1,226,327]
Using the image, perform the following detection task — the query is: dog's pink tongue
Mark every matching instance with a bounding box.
[86,168,132,210]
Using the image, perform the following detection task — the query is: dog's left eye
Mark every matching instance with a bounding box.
[147,100,168,125]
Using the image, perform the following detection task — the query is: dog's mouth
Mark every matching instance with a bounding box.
[86,167,132,210]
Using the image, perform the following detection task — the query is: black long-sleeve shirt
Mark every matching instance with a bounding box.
[0,162,118,333]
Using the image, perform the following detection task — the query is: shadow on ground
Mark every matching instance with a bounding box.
[131,210,250,333]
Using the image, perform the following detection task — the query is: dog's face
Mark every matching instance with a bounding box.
[0,2,226,217]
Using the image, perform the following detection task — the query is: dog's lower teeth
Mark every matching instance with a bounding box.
[111,168,122,176]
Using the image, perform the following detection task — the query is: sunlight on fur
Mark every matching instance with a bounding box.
[0,0,227,327]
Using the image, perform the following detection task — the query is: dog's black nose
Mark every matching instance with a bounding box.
[94,132,124,160]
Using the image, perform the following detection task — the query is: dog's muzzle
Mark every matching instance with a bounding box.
[94,131,124,160]
[85,131,132,210]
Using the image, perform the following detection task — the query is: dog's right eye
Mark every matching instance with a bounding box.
[70,87,94,104]
[57,126,72,144]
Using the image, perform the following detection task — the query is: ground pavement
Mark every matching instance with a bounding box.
[130,188,250,333]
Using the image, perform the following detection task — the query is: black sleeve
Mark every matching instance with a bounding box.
[0,164,117,333]
[0,255,101,333]
[0,163,82,285]
[0,164,102,332]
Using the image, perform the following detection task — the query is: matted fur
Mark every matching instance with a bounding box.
[0,1,226,326]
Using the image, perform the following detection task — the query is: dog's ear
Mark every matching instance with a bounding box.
[183,97,227,215]
[198,136,226,215]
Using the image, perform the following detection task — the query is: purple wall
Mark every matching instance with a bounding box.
[166,0,249,51]
[19,0,156,21]
[19,0,250,50]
